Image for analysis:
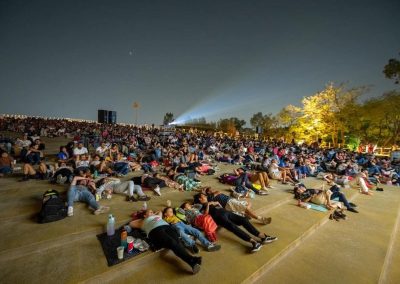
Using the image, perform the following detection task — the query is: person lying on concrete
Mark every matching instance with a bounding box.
[180,201,219,243]
[66,174,109,217]
[128,209,202,275]
[293,183,358,213]
[194,192,277,253]
[95,177,150,202]
[162,206,221,253]
[202,187,271,224]
[233,167,270,195]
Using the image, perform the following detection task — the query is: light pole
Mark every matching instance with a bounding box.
[132,102,140,125]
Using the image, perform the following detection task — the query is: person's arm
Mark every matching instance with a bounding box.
[129,219,144,229]
[71,176,89,186]
[323,174,331,182]
[209,201,221,207]
[203,202,210,215]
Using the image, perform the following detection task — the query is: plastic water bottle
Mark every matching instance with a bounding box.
[94,170,98,179]
[142,202,148,211]
[249,191,255,199]
[107,214,115,236]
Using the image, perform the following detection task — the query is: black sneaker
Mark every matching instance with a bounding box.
[251,242,262,252]
[338,211,347,220]
[192,263,201,274]
[138,195,151,201]
[195,256,202,265]
[347,207,359,213]
[349,202,357,208]
[191,245,199,254]
[126,196,137,202]
[261,235,278,244]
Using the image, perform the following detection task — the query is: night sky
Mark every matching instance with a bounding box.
[1,0,399,125]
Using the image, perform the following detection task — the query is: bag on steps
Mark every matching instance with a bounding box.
[38,189,67,223]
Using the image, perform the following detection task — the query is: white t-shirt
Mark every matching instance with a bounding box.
[269,163,280,175]
[96,146,108,155]
[73,147,88,156]
[16,139,31,148]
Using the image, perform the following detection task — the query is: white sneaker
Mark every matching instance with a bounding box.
[94,206,110,215]
[60,176,68,184]
[56,174,63,184]
[67,206,74,217]
[154,185,161,196]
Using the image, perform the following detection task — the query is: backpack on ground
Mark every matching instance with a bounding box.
[38,189,67,223]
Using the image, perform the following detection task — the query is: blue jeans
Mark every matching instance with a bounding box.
[0,166,12,174]
[67,185,99,210]
[235,173,257,191]
[173,221,211,248]
[114,162,129,175]
[26,153,41,165]
[330,190,351,209]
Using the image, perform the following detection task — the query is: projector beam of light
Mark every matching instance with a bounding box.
[172,62,283,125]
[172,88,267,125]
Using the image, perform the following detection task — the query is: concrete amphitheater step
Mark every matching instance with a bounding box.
[0,147,363,284]
[93,190,358,284]
[0,189,328,284]
[81,198,343,283]
[0,184,293,259]
[252,186,400,284]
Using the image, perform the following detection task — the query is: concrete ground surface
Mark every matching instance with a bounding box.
[0,135,399,284]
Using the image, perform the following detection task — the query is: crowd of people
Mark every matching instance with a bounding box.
[1,115,400,274]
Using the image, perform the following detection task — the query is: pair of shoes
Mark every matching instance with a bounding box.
[257,190,269,196]
[56,174,63,184]
[329,213,340,221]
[126,196,137,202]
[376,187,384,191]
[347,207,359,213]
[190,244,199,254]
[94,206,110,215]
[67,206,74,217]
[191,257,202,274]
[153,186,161,196]
[261,217,272,225]
[335,210,347,220]
[251,242,262,252]
[138,195,151,201]
[349,202,357,208]
[206,243,221,252]
[261,235,278,244]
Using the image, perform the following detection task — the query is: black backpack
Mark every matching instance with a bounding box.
[38,189,67,223]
